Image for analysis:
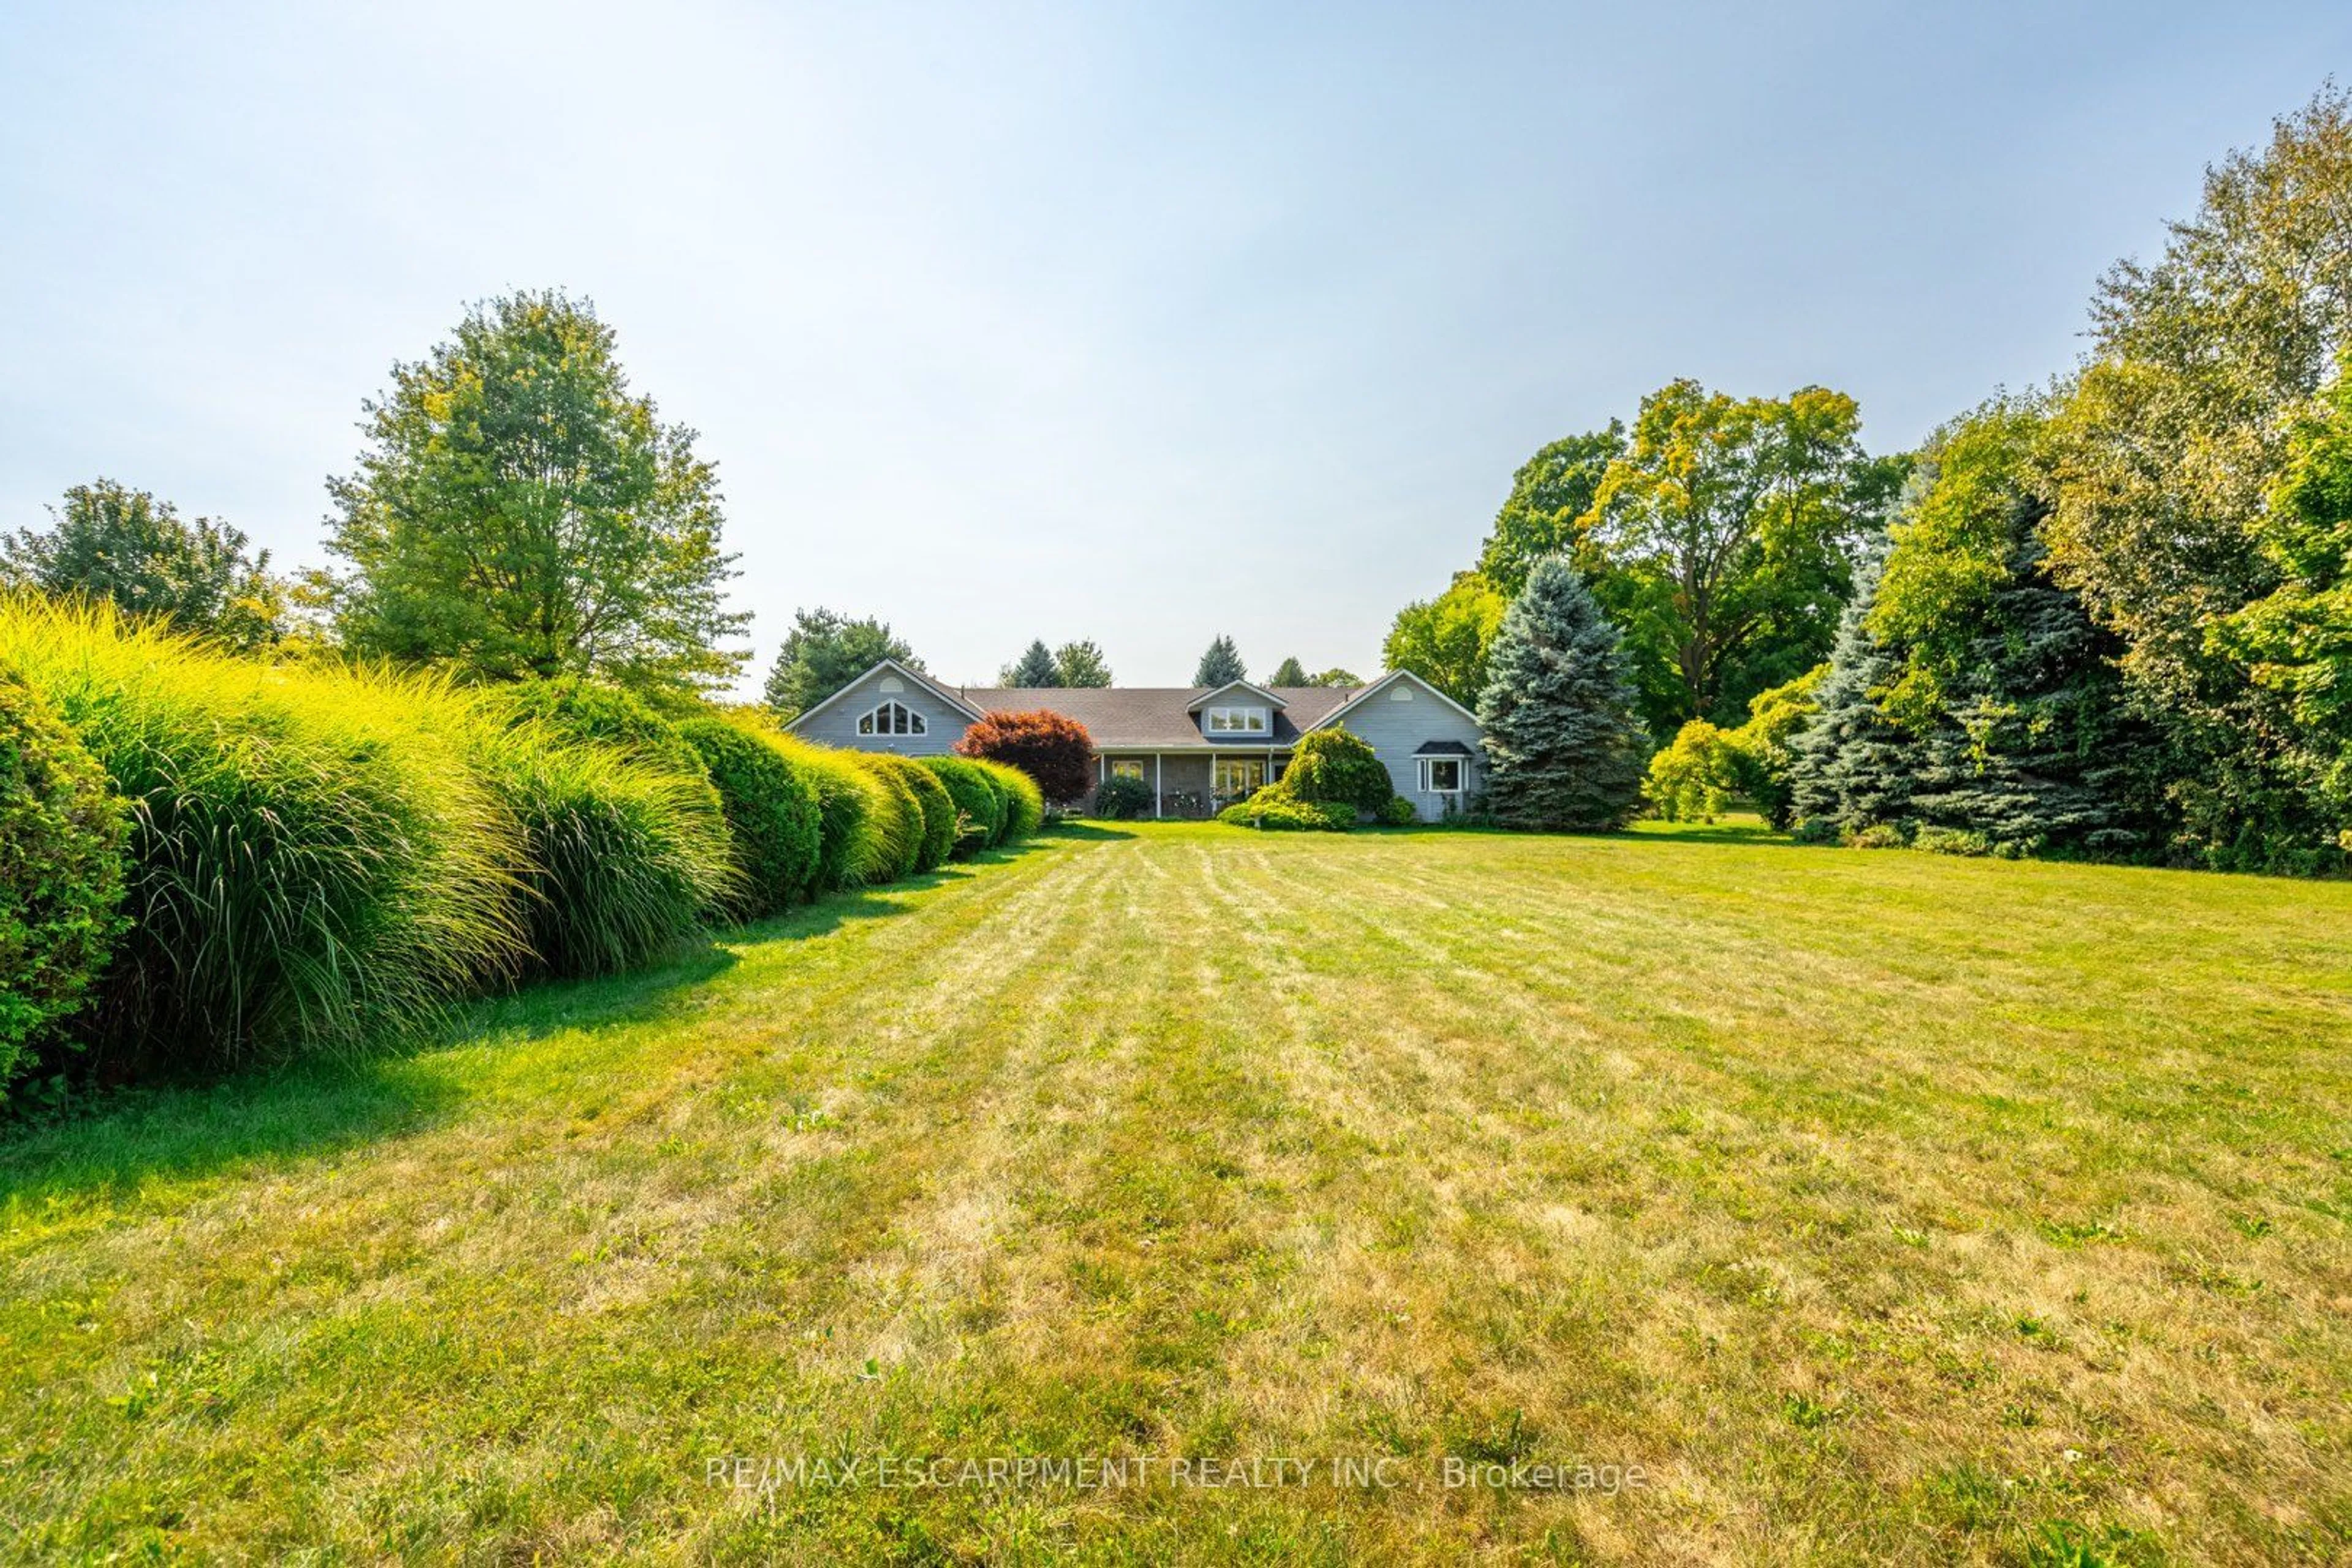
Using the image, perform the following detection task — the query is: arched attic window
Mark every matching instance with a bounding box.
[858,701,927,736]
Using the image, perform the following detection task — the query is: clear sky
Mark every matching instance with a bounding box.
[4,4,2348,690]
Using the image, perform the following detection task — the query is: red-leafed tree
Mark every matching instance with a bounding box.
[956,709,1094,805]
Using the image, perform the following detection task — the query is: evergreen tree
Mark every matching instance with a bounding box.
[1054,639,1113,687]
[1268,655,1311,685]
[1787,540,1920,835]
[1474,557,1649,830]
[1002,639,1061,686]
[763,608,918,718]
[1194,635,1246,686]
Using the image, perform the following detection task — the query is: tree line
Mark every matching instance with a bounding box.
[1387,86,2352,872]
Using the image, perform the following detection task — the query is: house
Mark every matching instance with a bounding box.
[787,658,1487,821]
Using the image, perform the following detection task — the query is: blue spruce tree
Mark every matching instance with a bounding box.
[1474,557,1648,830]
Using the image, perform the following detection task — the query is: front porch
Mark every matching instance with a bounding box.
[1093,750,1287,819]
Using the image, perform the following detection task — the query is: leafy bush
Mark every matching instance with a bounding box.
[0,662,129,1100]
[1645,720,1741,822]
[1912,824,1996,858]
[1378,794,1418,826]
[859,752,956,872]
[921,756,1005,856]
[1282,726,1393,816]
[675,717,822,917]
[755,733,881,890]
[955,709,1094,805]
[967,758,1044,840]
[0,597,527,1070]
[1093,772,1153,820]
[1727,667,1826,829]
[1845,822,1907,850]
[470,717,736,979]
[1218,787,1354,831]
[851,755,925,883]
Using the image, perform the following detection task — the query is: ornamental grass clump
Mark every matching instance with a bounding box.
[465,714,736,979]
[851,755,926,883]
[0,596,526,1071]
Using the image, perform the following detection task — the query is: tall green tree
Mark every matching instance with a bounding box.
[1001,639,1060,686]
[1054,639,1113,687]
[1382,571,1509,707]
[2214,345,2352,834]
[762,608,921,719]
[1310,667,1360,687]
[1267,655,1311,686]
[1866,402,2159,854]
[1578,379,1899,737]
[1475,557,1648,831]
[326,289,748,697]
[2041,88,2352,867]
[3,479,284,650]
[1787,542,1920,838]
[1194,635,1246,686]
[1477,424,1626,595]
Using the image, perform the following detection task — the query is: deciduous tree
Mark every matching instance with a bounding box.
[1477,424,1625,596]
[326,289,747,697]
[1054,639,1112,687]
[1382,571,1509,708]
[3,480,284,650]
[956,709,1095,805]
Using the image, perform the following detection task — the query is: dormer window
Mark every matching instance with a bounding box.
[857,701,926,736]
[1205,706,1268,735]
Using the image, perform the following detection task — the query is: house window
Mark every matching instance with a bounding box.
[1420,757,1464,793]
[1213,758,1265,798]
[857,701,926,736]
[1109,760,1145,780]
[1205,707,1267,734]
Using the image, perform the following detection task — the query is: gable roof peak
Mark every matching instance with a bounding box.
[1185,678,1287,712]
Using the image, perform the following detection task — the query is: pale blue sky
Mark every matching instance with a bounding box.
[4,4,2346,689]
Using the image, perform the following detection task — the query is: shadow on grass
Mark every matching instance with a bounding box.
[0,841,1060,1212]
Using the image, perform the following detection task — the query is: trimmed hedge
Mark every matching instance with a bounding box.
[676,717,823,917]
[853,755,926,884]
[0,661,129,1099]
[967,757,1044,840]
[764,734,887,891]
[860,752,956,872]
[921,756,1005,857]
[0,597,527,1069]
[1217,787,1354,831]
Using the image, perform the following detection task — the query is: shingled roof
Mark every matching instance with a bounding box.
[954,686,1360,750]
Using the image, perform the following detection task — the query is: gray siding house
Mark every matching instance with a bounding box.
[788,658,1487,821]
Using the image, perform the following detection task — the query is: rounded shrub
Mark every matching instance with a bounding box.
[1216,787,1352,831]
[468,715,737,979]
[860,752,956,872]
[968,758,1045,840]
[852,755,925,884]
[1378,794,1419,827]
[767,734,887,891]
[676,717,822,918]
[1283,726,1394,817]
[954,709,1093,805]
[921,756,1005,857]
[0,597,527,1071]
[1092,772,1153,820]
[491,678,714,785]
[0,661,129,1099]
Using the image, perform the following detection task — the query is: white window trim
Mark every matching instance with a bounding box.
[856,700,927,737]
[1204,706,1268,735]
[1213,757,1266,796]
[1417,756,1466,794]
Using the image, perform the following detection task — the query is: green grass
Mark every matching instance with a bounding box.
[4,821,2350,1562]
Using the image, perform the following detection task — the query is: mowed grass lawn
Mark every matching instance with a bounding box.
[5,823,2351,1564]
